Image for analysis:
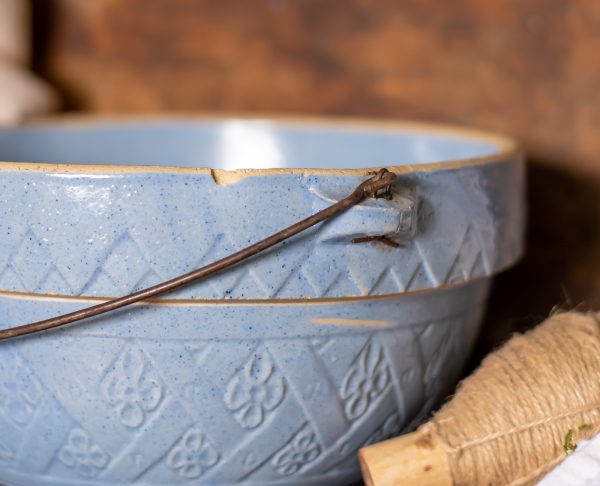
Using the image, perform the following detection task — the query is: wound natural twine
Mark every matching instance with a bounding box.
[359,312,600,485]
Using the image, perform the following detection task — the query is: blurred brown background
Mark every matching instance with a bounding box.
[30,0,600,353]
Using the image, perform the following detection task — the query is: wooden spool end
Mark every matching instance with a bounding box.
[359,427,453,486]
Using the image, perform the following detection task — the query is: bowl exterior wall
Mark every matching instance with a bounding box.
[0,155,523,299]
[0,279,489,486]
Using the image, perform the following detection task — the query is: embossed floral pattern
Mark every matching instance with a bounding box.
[341,339,390,420]
[166,426,220,479]
[224,349,285,429]
[422,323,455,398]
[271,424,321,476]
[58,428,110,478]
[0,350,42,426]
[102,347,163,428]
[0,317,477,484]
[0,438,13,463]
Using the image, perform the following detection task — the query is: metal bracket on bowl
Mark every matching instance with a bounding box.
[351,189,417,248]
[311,180,417,249]
[0,169,399,342]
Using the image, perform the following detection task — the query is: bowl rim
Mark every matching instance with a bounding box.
[0,113,520,180]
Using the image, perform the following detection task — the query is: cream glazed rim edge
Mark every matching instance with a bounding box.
[0,113,519,181]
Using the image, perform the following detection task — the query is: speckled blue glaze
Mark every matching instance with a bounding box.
[0,117,524,485]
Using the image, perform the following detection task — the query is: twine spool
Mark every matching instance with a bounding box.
[360,312,600,485]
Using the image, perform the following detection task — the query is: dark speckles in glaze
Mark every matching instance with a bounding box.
[0,125,522,300]
[0,119,523,485]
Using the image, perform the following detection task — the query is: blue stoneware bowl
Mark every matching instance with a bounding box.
[0,117,524,486]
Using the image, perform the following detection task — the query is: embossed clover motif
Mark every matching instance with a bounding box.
[341,340,390,421]
[271,425,321,476]
[425,328,455,396]
[0,439,13,463]
[101,348,163,428]
[224,350,285,429]
[0,351,42,426]
[166,427,220,479]
[58,428,110,478]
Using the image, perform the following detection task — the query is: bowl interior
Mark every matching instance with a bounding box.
[0,118,506,170]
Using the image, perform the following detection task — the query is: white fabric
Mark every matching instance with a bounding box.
[0,0,57,124]
[538,433,600,486]
[0,62,57,123]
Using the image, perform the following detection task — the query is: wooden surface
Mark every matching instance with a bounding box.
[30,0,600,351]
[359,428,452,486]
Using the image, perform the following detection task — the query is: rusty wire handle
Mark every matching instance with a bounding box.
[0,169,396,342]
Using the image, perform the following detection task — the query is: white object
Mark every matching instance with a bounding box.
[0,0,57,124]
[538,433,600,486]
[0,0,29,64]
